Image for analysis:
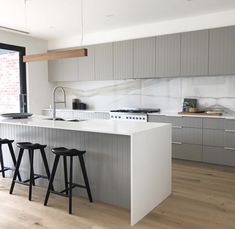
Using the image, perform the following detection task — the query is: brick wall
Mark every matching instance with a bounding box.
[0,51,20,113]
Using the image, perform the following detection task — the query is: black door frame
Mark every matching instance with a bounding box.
[0,43,27,112]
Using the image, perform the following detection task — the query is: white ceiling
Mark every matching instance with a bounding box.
[1,0,235,42]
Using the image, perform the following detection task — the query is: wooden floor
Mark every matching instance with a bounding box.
[0,160,235,229]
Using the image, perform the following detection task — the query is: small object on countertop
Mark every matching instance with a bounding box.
[1,113,32,119]
[78,102,87,110]
[72,99,80,110]
[178,111,222,116]
[188,107,197,113]
[205,111,223,116]
[182,98,197,112]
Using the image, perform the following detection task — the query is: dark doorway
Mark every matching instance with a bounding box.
[0,43,27,113]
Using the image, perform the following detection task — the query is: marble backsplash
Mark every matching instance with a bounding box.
[54,76,235,115]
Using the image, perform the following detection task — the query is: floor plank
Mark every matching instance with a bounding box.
[0,160,235,229]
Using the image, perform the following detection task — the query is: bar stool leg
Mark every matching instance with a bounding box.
[9,149,24,194]
[63,156,69,195]
[8,143,22,182]
[28,149,34,201]
[44,155,60,206]
[40,148,54,191]
[28,150,35,186]
[79,155,93,202]
[69,156,73,214]
[0,145,5,177]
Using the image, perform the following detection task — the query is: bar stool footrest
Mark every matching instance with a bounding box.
[60,182,86,194]
[0,166,15,173]
[22,174,48,183]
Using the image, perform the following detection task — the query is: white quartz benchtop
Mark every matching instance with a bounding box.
[0,116,168,136]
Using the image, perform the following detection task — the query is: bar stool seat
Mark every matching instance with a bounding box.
[0,138,14,144]
[52,147,86,156]
[0,138,21,181]
[44,147,92,214]
[10,142,52,201]
[17,142,47,150]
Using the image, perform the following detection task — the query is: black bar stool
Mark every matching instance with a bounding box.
[44,147,93,214]
[0,138,21,181]
[9,142,52,201]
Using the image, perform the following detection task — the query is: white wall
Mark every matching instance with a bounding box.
[0,30,52,114]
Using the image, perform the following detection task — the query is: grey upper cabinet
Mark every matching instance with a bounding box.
[94,43,113,80]
[209,26,235,75]
[155,34,181,77]
[181,30,209,76]
[48,58,78,82]
[113,40,133,80]
[133,37,156,78]
[78,46,95,81]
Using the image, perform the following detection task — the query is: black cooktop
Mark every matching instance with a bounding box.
[110,108,160,114]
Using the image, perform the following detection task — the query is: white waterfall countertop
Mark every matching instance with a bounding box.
[0,115,168,136]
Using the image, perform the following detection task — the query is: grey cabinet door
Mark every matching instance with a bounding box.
[209,26,235,75]
[156,34,180,77]
[182,117,203,128]
[48,58,78,82]
[203,146,235,166]
[48,59,63,82]
[113,40,133,80]
[78,46,95,81]
[134,37,156,78]
[181,30,209,76]
[95,43,113,80]
[203,118,225,130]
[203,129,225,147]
[62,58,78,81]
[173,143,202,161]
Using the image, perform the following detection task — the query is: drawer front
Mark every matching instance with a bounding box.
[182,117,203,128]
[172,143,202,161]
[203,146,235,166]
[148,115,168,123]
[182,127,202,145]
[173,127,202,145]
[224,119,235,131]
[203,118,225,130]
[224,131,235,148]
[148,115,182,127]
[203,129,224,147]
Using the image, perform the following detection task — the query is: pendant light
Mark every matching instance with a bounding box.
[23,0,87,62]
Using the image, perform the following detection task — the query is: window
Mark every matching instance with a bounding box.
[0,43,27,113]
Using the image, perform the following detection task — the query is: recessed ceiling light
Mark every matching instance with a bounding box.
[106,14,114,18]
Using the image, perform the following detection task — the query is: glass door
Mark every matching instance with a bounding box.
[0,43,27,113]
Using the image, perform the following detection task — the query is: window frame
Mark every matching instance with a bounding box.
[0,43,27,112]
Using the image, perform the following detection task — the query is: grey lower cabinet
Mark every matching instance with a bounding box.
[48,58,78,82]
[113,40,133,80]
[78,46,95,81]
[148,115,203,161]
[155,34,181,77]
[203,146,235,167]
[133,37,156,78]
[149,115,235,166]
[180,30,209,76]
[94,43,113,80]
[173,144,202,162]
[209,26,235,75]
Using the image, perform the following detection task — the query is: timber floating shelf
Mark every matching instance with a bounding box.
[23,48,88,62]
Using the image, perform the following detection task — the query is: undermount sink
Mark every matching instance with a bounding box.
[44,118,85,122]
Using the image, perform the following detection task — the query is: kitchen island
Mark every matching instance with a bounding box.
[0,116,171,225]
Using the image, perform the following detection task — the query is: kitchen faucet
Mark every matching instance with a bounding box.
[52,86,66,120]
